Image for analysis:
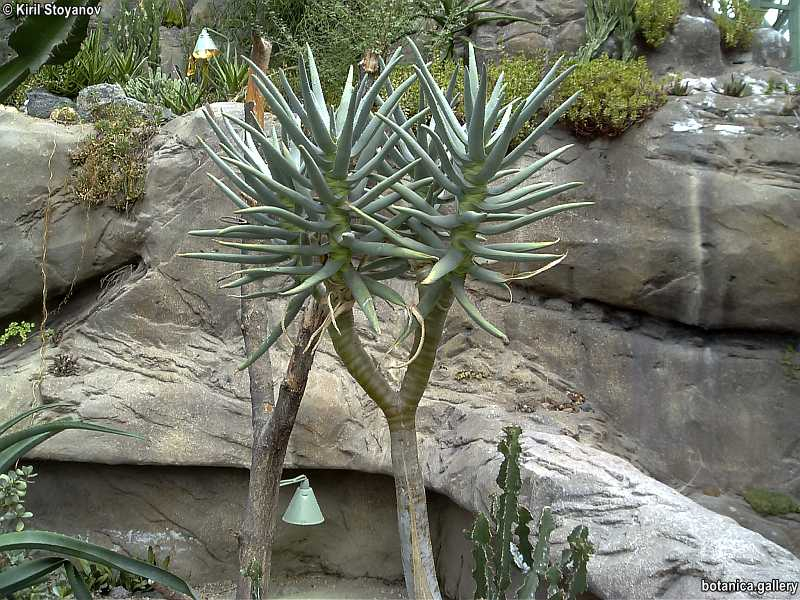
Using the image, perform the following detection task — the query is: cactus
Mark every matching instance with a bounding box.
[184,39,591,598]
[468,426,594,600]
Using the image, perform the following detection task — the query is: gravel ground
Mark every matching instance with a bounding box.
[193,574,407,600]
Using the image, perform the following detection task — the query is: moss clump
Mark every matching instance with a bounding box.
[743,487,800,516]
[635,0,683,48]
[711,0,764,51]
[70,105,158,211]
[549,55,667,138]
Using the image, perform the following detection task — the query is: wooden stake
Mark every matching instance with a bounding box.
[246,32,272,128]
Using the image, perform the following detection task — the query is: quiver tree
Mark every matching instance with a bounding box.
[181,40,589,599]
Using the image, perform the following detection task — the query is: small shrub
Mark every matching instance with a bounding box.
[161,0,187,27]
[0,321,35,347]
[782,345,800,380]
[635,0,682,48]
[743,487,800,516]
[711,0,764,51]
[662,73,690,96]
[549,55,667,138]
[712,74,751,97]
[0,466,36,533]
[70,105,159,211]
[49,353,79,377]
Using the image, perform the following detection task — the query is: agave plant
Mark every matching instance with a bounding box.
[182,39,588,598]
[0,405,196,598]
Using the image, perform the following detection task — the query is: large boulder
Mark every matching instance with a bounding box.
[1,105,799,597]
[22,88,76,119]
[472,0,586,56]
[0,107,145,321]
[647,15,725,76]
[752,27,793,70]
[506,91,800,334]
[77,83,174,122]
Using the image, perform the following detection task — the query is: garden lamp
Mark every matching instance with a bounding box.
[192,28,220,60]
[280,475,324,526]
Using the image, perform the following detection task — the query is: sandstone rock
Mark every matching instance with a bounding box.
[159,26,188,77]
[752,27,792,70]
[647,15,725,76]
[2,104,800,597]
[0,108,145,321]
[554,18,586,54]
[496,21,549,56]
[507,92,800,334]
[0,17,17,67]
[23,88,76,119]
[471,0,585,57]
[77,83,173,123]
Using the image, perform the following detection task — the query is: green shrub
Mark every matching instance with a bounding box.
[743,488,800,516]
[0,321,35,347]
[711,0,764,51]
[549,55,667,138]
[69,105,159,211]
[661,73,690,96]
[391,52,550,144]
[209,0,419,94]
[635,0,682,47]
[391,52,665,140]
[712,74,751,97]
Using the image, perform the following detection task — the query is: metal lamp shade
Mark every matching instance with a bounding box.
[192,28,220,60]
[282,480,324,526]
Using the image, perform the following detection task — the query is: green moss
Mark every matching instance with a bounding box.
[635,0,683,48]
[549,55,667,138]
[743,488,800,516]
[69,105,158,212]
[711,0,764,51]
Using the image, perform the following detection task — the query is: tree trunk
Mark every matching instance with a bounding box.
[328,290,453,600]
[389,418,441,600]
[236,298,326,599]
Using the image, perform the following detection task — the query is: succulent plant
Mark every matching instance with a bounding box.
[371,42,591,343]
[182,39,591,599]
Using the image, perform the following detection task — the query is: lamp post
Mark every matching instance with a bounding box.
[279,475,325,526]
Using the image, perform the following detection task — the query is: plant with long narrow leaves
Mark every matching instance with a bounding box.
[182,38,590,599]
[468,426,594,600]
[0,0,97,102]
[418,0,536,60]
[0,405,196,598]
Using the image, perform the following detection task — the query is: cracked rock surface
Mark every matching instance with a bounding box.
[1,104,799,598]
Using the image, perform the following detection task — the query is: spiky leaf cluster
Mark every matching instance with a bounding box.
[362,41,592,342]
[182,40,591,364]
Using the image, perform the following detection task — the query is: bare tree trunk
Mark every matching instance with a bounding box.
[237,298,326,599]
[389,420,441,599]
